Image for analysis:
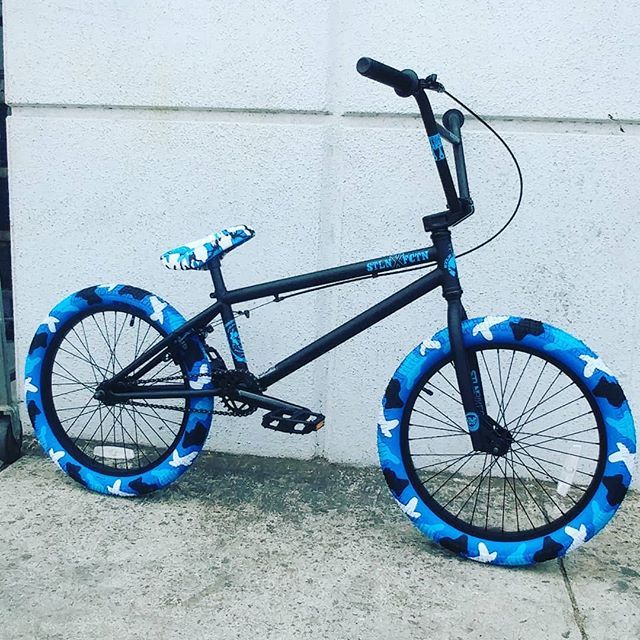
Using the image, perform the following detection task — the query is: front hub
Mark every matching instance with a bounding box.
[478,416,513,457]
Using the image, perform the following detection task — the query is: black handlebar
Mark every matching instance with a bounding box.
[356,57,474,227]
[356,57,419,97]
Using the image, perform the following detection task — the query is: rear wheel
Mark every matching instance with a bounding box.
[24,285,214,496]
[378,316,635,565]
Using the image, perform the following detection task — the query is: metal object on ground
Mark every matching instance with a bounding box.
[0,276,20,465]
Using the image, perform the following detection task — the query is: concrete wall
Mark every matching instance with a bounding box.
[4,2,640,475]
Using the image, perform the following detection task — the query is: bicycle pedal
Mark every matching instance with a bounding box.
[261,408,325,435]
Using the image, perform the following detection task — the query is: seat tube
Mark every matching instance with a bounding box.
[432,229,488,450]
[209,260,248,370]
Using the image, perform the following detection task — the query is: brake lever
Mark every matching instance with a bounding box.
[421,74,445,93]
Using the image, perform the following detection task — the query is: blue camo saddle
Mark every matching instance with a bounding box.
[161,225,255,270]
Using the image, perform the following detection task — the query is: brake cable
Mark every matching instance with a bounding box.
[209,88,523,322]
[441,89,524,259]
[208,261,435,328]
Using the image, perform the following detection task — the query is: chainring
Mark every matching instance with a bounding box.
[216,369,261,417]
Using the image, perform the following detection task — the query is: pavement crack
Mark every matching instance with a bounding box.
[558,558,589,640]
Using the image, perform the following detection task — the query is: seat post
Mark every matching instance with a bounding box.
[208,257,227,299]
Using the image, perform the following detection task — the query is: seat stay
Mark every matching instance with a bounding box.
[107,300,223,384]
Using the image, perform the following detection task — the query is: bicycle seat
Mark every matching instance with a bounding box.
[161,225,255,270]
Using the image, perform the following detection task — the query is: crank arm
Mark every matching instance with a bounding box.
[234,389,309,414]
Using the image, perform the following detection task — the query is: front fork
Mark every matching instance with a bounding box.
[447,298,490,449]
[432,229,497,454]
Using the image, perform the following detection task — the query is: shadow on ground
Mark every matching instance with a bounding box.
[0,443,638,640]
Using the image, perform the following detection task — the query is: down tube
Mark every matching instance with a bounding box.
[259,269,444,388]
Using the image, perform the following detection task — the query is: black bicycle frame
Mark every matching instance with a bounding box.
[102,70,497,453]
[108,244,440,390]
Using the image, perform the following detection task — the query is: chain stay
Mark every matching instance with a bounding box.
[122,369,255,417]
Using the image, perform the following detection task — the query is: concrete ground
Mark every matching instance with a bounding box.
[0,442,638,640]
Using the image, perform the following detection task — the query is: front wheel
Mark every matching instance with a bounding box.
[378,316,635,565]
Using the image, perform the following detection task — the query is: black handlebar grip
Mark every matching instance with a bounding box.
[356,57,419,97]
[442,109,465,134]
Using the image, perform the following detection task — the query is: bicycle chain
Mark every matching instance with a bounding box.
[122,369,259,417]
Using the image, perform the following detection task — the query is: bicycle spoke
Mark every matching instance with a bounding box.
[479,351,503,420]
[484,456,493,530]
[57,340,109,374]
[507,392,582,432]
[409,432,468,441]
[510,448,568,514]
[426,380,463,406]
[429,452,478,499]
[499,457,508,532]
[505,449,541,527]
[46,307,190,474]
[53,361,100,391]
[122,408,184,427]
[415,451,474,471]
[499,353,532,422]
[421,452,476,485]
[513,360,548,433]
[513,439,599,462]
[496,349,517,424]
[70,403,103,444]
[52,386,93,400]
[409,422,464,433]
[468,456,490,524]
[509,446,587,497]
[126,405,173,449]
[412,406,466,432]
[436,368,461,397]
[123,405,156,467]
[117,404,165,455]
[516,424,597,445]
[513,410,594,443]
[136,401,182,437]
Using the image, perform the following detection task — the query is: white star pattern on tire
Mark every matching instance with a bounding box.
[107,479,136,497]
[579,354,612,378]
[378,407,399,438]
[470,542,497,563]
[565,524,587,553]
[472,316,509,341]
[395,496,421,519]
[189,364,211,390]
[169,450,198,467]
[43,315,59,333]
[149,296,167,325]
[48,448,65,471]
[608,442,635,474]
[419,339,441,356]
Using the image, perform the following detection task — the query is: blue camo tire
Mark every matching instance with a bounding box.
[24,284,214,497]
[378,316,636,565]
